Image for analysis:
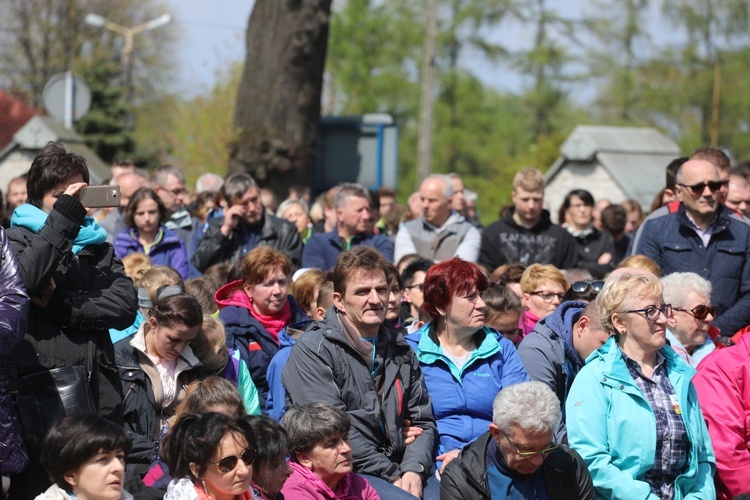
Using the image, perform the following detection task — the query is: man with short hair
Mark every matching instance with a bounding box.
[630,159,750,337]
[447,173,466,215]
[394,174,480,263]
[691,146,731,205]
[303,183,393,271]
[441,381,595,499]
[517,300,608,443]
[110,158,135,180]
[400,257,433,330]
[479,167,578,271]
[283,247,437,499]
[152,164,194,244]
[99,170,150,242]
[193,173,302,272]
[6,174,27,211]
[195,172,224,194]
[726,174,750,217]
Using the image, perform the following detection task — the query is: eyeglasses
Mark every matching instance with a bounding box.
[502,430,559,459]
[405,283,423,292]
[211,448,255,473]
[529,291,564,302]
[677,180,728,195]
[674,304,717,321]
[571,280,605,294]
[622,304,672,321]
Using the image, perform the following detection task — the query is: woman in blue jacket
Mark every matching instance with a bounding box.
[566,272,715,499]
[113,188,188,278]
[405,258,528,473]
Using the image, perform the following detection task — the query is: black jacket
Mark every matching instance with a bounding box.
[571,228,615,279]
[479,208,579,271]
[441,432,595,500]
[192,212,302,272]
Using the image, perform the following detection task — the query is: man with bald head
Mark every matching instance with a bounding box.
[394,174,481,263]
[99,169,150,242]
[726,174,750,217]
[630,158,750,338]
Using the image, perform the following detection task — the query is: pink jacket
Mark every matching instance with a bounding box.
[280,462,380,500]
[693,334,750,500]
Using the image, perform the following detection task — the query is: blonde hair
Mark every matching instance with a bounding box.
[520,264,567,294]
[190,316,227,363]
[513,167,545,192]
[597,272,662,334]
[292,269,325,313]
[617,254,661,277]
[122,253,152,285]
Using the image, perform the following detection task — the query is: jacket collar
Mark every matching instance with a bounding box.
[410,322,500,376]
[130,323,201,371]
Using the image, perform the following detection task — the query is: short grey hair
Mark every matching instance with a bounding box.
[422,174,454,199]
[334,183,371,210]
[661,272,712,308]
[493,382,560,435]
[276,198,309,218]
[221,173,258,203]
[195,173,224,194]
[152,164,185,187]
[281,403,350,462]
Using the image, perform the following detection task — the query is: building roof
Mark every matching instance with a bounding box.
[546,125,680,209]
[0,115,108,184]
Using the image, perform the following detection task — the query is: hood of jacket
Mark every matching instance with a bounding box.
[501,206,554,233]
[534,300,588,369]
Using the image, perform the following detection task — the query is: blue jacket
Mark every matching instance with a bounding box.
[405,324,528,463]
[264,328,298,421]
[113,226,189,279]
[302,229,395,270]
[566,337,716,499]
[629,203,750,336]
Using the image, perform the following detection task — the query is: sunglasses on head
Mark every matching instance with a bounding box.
[674,304,718,321]
[211,447,255,473]
[677,180,728,195]
[571,280,605,294]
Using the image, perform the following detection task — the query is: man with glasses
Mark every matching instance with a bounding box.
[441,381,594,499]
[630,158,750,339]
[152,164,195,245]
[400,257,434,332]
[518,295,608,443]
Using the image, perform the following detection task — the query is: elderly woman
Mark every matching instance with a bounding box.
[441,382,594,499]
[281,403,379,499]
[215,246,310,411]
[566,273,716,499]
[277,199,313,244]
[405,258,528,473]
[662,272,719,367]
[519,264,568,338]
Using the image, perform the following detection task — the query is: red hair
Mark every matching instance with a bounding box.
[422,258,488,320]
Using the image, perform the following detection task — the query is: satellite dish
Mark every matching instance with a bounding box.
[43,72,91,126]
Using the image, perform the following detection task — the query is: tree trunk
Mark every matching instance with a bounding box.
[231,0,332,200]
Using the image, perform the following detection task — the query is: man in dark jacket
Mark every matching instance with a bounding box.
[517,300,608,443]
[192,173,302,272]
[283,246,437,499]
[441,381,595,500]
[479,167,578,272]
[303,183,393,271]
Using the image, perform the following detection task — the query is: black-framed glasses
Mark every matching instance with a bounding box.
[405,283,423,292]
[501,430,559,459]
[622,304,672,321]
[674,304,717,321]
[211,448,255,473]
[677,180,728,195]
[529,291,564,302]
[571,280,605,294]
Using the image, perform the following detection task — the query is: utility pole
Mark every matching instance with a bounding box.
[416,0,438,189]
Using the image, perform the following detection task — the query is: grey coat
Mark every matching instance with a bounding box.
[282,308,437,482]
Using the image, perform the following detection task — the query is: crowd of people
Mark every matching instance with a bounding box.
[0,141,749,499]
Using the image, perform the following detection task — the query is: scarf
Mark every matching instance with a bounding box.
[12,203,106,254]
[247,298,292,343]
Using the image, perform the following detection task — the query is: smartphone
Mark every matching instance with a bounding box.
[78,185,121,208]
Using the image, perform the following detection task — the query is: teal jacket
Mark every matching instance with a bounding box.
[566,337,715,500]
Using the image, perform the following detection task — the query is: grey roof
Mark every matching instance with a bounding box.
[546,125,681,209]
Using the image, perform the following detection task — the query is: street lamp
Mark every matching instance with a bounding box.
[84,13,171,126]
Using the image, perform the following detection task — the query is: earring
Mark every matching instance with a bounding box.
[202,479,208,494]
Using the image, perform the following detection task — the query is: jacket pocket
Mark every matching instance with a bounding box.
[715,242,745,278]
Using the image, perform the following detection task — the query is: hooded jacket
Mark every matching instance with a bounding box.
[282,307,437,482]
[113,226,189,279]
[440,432,595,500]
[566,337,716,499]
[302,229,394,271]
[479,207,579,271]
[264,327,303,421]
[405,324,528,463]
[192,212,302,272]
[517,300,588,443]
[215,280,310,411]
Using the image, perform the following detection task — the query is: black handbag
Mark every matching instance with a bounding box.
[15,364,97,451]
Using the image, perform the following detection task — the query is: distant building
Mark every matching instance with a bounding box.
[0,90,36,151]
[0,115,109,192]
[545,125,680,222]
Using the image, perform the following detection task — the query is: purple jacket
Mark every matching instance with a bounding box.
[0,226,30,474]
[113,226,189,278]
[281,461,380,500]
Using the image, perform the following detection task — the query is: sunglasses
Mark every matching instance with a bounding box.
[674,304,718,321]
[211,448,255,473]
[502,430,559,459]
[571,281,605,294]
[622,303,672,321]
[677,180,728,195]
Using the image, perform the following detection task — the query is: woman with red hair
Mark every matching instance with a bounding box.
[405,258,529,475]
